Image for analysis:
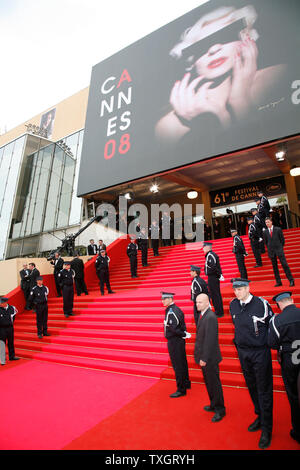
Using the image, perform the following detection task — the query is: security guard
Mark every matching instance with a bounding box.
[229,278,274,449]
[251,207,266,253]
[0,296,20,365]
[58,261,75,317]
[127,236,138,278]
[247,216,263,267]
[257,191,271,219]
[162,292,191,397]
[202,242,224,318]
[190,265,209,325]
[71,253,88,296]
[95,249,114,295]
[50,252,64,297]
[268,291,300,444]
[138,227,149,267]
[231,228,248,279]
[28,276,50,338]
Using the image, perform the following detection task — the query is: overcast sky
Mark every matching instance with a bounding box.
[0,0,209,134]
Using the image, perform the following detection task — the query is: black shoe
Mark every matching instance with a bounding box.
[254,264,263,268]
[43,332,51,336]
[290,429,300,444]
[212,411,226,423]
[204,405,215,412]
[108,291,115,294]
[68,313,75,316]
[274,282,282,287]
[64,314,69,318]
[38,334,43,339]
[170,391,186,398]
[248,417,261,432]
[290,280,295,287]
[9,357,20,361]
[186,382,191,390]
[258,431,272,449]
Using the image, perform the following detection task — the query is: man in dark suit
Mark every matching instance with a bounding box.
[71,253,88,296]
[50,252,64,297]
[263,217,294,287]
[19,263,31,309]
[194,293,226,422]
[98,239,107,253]
[87,239,98,256]
[28,263,40,290]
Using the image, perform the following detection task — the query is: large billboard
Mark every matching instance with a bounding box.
[78,0,300,197]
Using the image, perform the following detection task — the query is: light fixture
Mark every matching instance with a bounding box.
[290,166,300,177]
[187,191,198,199]
[124,192,132,200]
[275,150,285,161]
[150,183,159,193]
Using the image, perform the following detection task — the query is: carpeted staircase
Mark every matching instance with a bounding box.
[13,228,300,391]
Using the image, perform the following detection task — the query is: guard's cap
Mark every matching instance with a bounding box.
[0,297,9,303]
[272,291,292,303]
[100,249,106,253]
[190,265,200,272]
[254,197,261,202]
[230,228,237,233]
[64,261,71,265]
[202,242,212,247]
[250,208,257,213]
[36,276,43,281]
[231,278,251,288]
[161,291,175,299]
[247,216,253,221]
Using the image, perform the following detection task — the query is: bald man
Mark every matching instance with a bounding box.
[194,293,225,422]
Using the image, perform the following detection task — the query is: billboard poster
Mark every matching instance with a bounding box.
[40,108,56,139]
[78,0,300,197]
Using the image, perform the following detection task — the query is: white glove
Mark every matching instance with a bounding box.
[184,332,191,339]
[259,238,263,242]
[219,275,225,281]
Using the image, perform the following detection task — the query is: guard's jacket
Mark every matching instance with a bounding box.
[191,275,209,302]
[205,250,222,278]
[232,234,247,255]
[95,255,110,272]
[268,304,300,355]
[0,305,17,328]
[28,285,49,307]
[248,222,261,242]
[58,269,75,286]
[253,213,265,232]
[127,242,138,257]
[259,196,270,217]
[164,303,187,340]
[230,295,274,348]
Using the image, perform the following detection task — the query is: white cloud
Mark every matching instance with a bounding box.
[0,0,208,133]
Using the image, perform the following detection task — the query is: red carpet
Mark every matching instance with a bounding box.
[2,228,300,450]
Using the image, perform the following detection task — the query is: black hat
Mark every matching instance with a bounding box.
[231,278,251,288]
[161,291,175,299]
[250,208,257,213]
[190,265,200,272]
[230,228,237,233]
[0,297,9,304]
[254,197,260,202]
[100,249,106,253]
[272,291,292,303]
[247,216,253,221]
[36,276,43,281]
[202,242,212,247]
[64,261,71,265]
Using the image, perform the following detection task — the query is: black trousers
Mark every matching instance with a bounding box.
[74,277,88,296]
[35,303,48,335]
[129,255,137,277]
[152,239,159,256]
[62,284,74,316]
[97,270,112,294]
[167,337,190,393]
[237,346,273,433]
[281,354,300,438]
[193,302,199,326]
[270,251,293,283]
[0,327,15,360]
[235,254,248,279]
[207,275,224,317]
[250,240,262,266]
[54,273,62,296]
[201,361,225,413]
[141,247,148,266]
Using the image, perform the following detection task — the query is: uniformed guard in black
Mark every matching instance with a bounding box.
[230,278,274,449]
[71,253,88,296]
[203,242,224,318]
[50,253,64,297]
[231,229,248,279]
[0,297,20,364]
[247,216,263,267]
[28,276,50,338]
[251,207,266,253]
[257,191,270,219]
[58,262,75,317]
[95,250,114,295]
[162,292,191,397]
[190,265,209,325]
[138,228,149,267]
[268,291,300,444]
[127,237,138,278]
